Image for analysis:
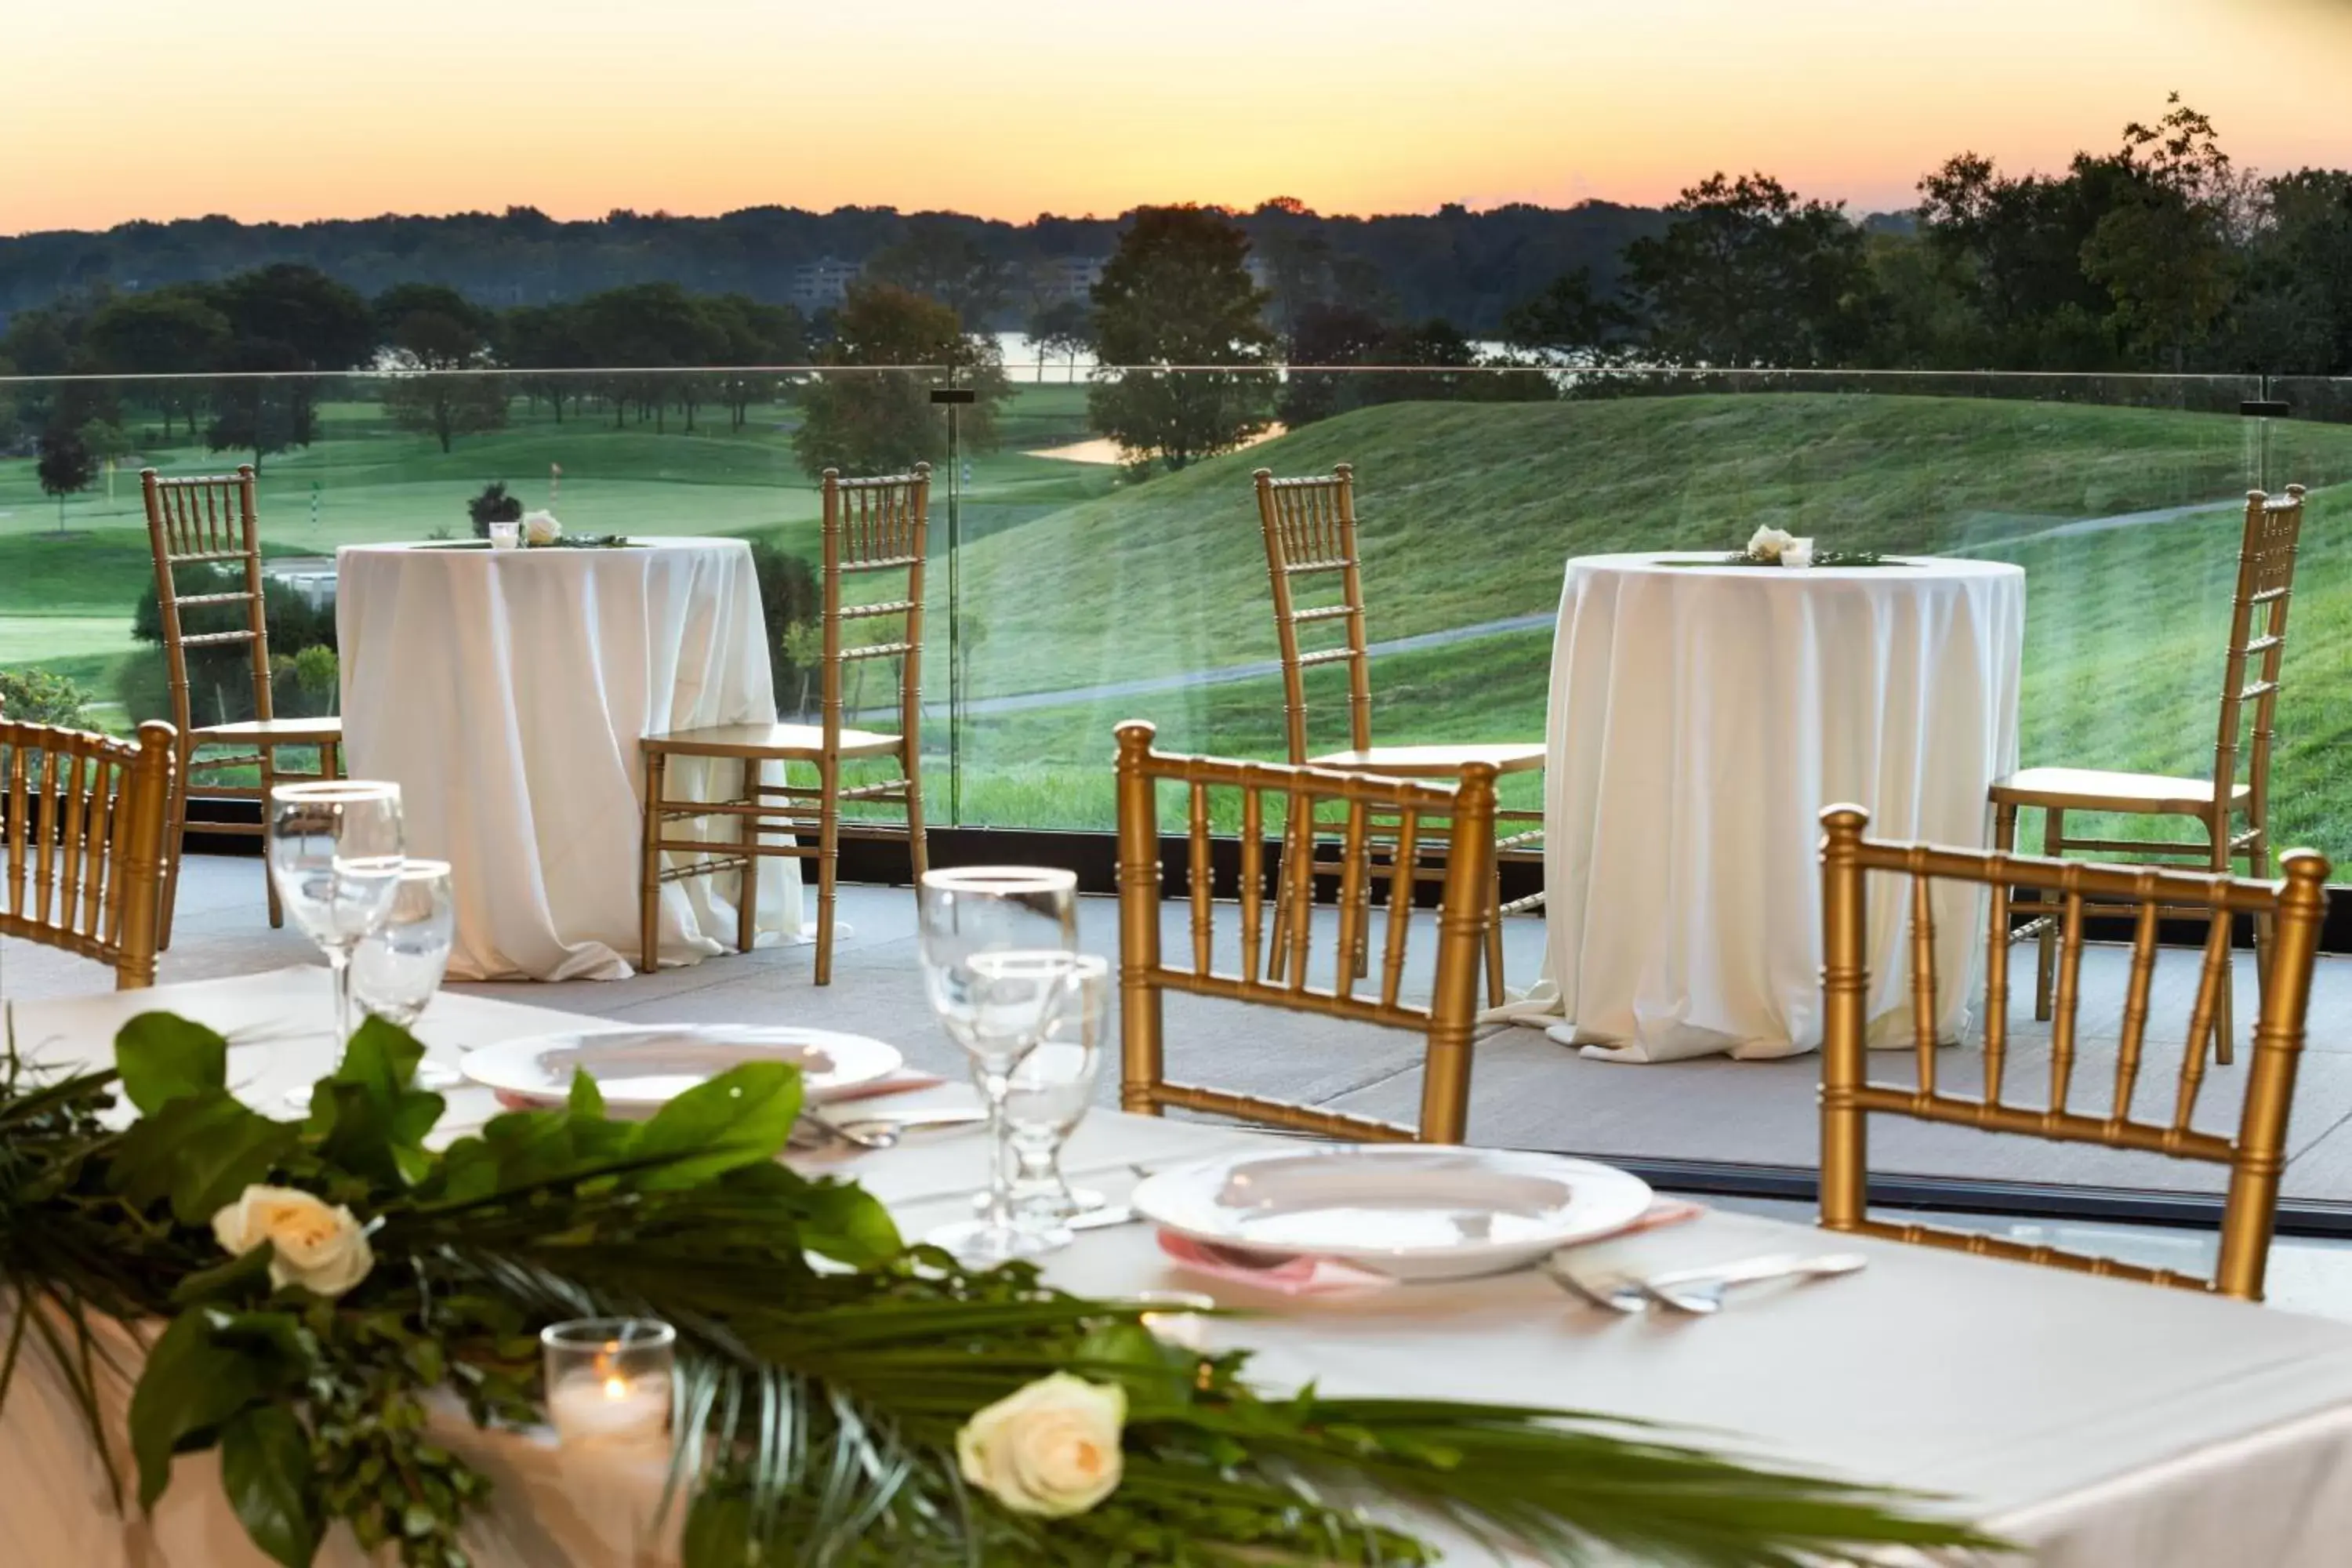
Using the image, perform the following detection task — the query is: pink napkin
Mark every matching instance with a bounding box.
[1156,1199,1705,1298]
[492,1068,945,1116]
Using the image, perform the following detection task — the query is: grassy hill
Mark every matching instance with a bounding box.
[943,394,2352,848]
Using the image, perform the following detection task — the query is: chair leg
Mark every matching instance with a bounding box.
[2035,807,2063,1022]
[901,743,929,884]
[321,739,340,781]
[640,752,666,975]
[735,760,758,957]
[259,745,283,929]
[2209,817,2236,1069]
[159,746,192,951]
[815,759,840,985]
[1483,857,1507,1009]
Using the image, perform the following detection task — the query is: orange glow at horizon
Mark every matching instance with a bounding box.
[5,0,2350,234]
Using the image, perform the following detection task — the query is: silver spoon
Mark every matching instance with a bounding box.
[1551,1252,1867,1315]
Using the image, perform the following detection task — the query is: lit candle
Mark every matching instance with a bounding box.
[546,1367,673,1446]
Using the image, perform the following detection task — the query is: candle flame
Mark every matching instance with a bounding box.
[602,1375,630,1401]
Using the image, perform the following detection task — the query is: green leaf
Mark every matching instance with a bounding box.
[567,1069,604,1118]
[633,1062,801,1189]
[128,1309,303,1510]
[169,1241,278,1308]
[114,1012,229,1114]
[304,1016,447,1187]
[221,1406,321,1567]
[331,1014,426,1102]
[109,1092,300,1225]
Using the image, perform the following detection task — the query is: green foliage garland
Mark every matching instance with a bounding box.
[0,1014,2002,1566]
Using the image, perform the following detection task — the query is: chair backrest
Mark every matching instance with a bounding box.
[2211,485,2306,831]
[1113,720,1495,1142]
[1,720,176,989]
[1254,465,1371,763]
[140,466,274,737]
[1817,804,2331,1300]
[820,465,930,750]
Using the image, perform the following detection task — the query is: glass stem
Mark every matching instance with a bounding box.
[978,1065,1015,1233]
[328,949,354,1050]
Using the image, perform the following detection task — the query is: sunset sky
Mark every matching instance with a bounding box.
[6,0,2351,233]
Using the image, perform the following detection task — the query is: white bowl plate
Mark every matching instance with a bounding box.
[459,1025,901,1108]
[1132,1145,1653,1281]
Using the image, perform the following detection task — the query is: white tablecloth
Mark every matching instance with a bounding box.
[14,969,2352,1566]
[1520,552,2026,1062]
[337,539,802,982]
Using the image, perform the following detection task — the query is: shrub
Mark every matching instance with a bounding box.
[0,667,93,728]
[466,481,523,537]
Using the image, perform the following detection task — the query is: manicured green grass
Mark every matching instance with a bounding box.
[9,385,2350,857]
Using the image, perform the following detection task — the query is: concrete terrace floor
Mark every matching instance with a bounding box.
[9,854,2352,1319]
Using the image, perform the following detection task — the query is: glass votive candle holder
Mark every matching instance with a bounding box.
[541,1319,675,1447]
[488,521,521,550]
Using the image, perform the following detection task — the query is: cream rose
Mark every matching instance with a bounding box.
[1779,536,1815,569]
[1745,525,1796,563]
[211,1185,375,1298]
[522,509,563,546]
[955,1374,1125,1517]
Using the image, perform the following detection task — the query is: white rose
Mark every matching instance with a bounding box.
[955,1374,1126,1517]
[1745,525,1795,563]
[211,1184,375,1298]
[522,510,563,546]
[1780,537,1815,569]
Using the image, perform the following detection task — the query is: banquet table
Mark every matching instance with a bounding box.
[337,537,803,983]
[12,968,2352,1567]
[1523,551,2027,1062]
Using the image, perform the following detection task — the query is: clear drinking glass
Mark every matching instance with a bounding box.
[267,781,405,1049]
[350,858,462,1089]
[1000,953,1109,1229]
[916,866,1079,1265]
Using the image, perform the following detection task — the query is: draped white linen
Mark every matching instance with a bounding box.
[1521,552,2026,1062]
[10,970,2352,1568]
[337,539,802,982]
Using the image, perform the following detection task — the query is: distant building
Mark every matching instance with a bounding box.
[788,257,862,311]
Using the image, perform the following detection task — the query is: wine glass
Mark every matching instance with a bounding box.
[267,781,405,1049]
[1000,953,1110,1231]
[916,866,1079,1265]
[350,859,463,1090]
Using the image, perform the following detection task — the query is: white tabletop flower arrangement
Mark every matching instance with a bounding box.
[1661,525,1900,568]
[0,1015,1998,1568]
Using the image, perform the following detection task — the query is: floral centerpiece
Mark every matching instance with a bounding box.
[1663,527,1899,569]
[0,1014,1998,1567]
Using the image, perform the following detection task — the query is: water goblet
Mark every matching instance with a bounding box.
[998,953,1109,1229]
[350,858,463,1090]
[916,866,1078,1266]
[267,781,404,1050]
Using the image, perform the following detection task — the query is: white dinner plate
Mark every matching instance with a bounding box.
[1132,1145,1653,1282]
[459,1024,901,1108]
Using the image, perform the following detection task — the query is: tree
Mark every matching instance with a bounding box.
[1622,172,1878,367]
[2079,95,2239,370]
[206,336,320,473]
[212,264,374,370]
[1500,267,1630,362]
[702,294,808,430]
[503,303,589,421]
[866,225,1009,328]
[35,426,96,532]
[1023,299,1092,382]
[572,282,728,431]
[84,288,230,436]
[2223,169,2352,374]
[1086,205,1276,472]
[373,284,508,452]
[793,283,1007,478]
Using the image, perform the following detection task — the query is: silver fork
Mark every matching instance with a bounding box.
[1551,1251,1867,1315]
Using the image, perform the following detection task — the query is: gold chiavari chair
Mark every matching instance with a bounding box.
[140,466,342,943]
[1253,464,1543,1006]
[1991,485,2307,1067]
[640,466,930,984]
[2,720,176,990]
[1114,720,1496,1143]
[1817,804,2330,1301]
